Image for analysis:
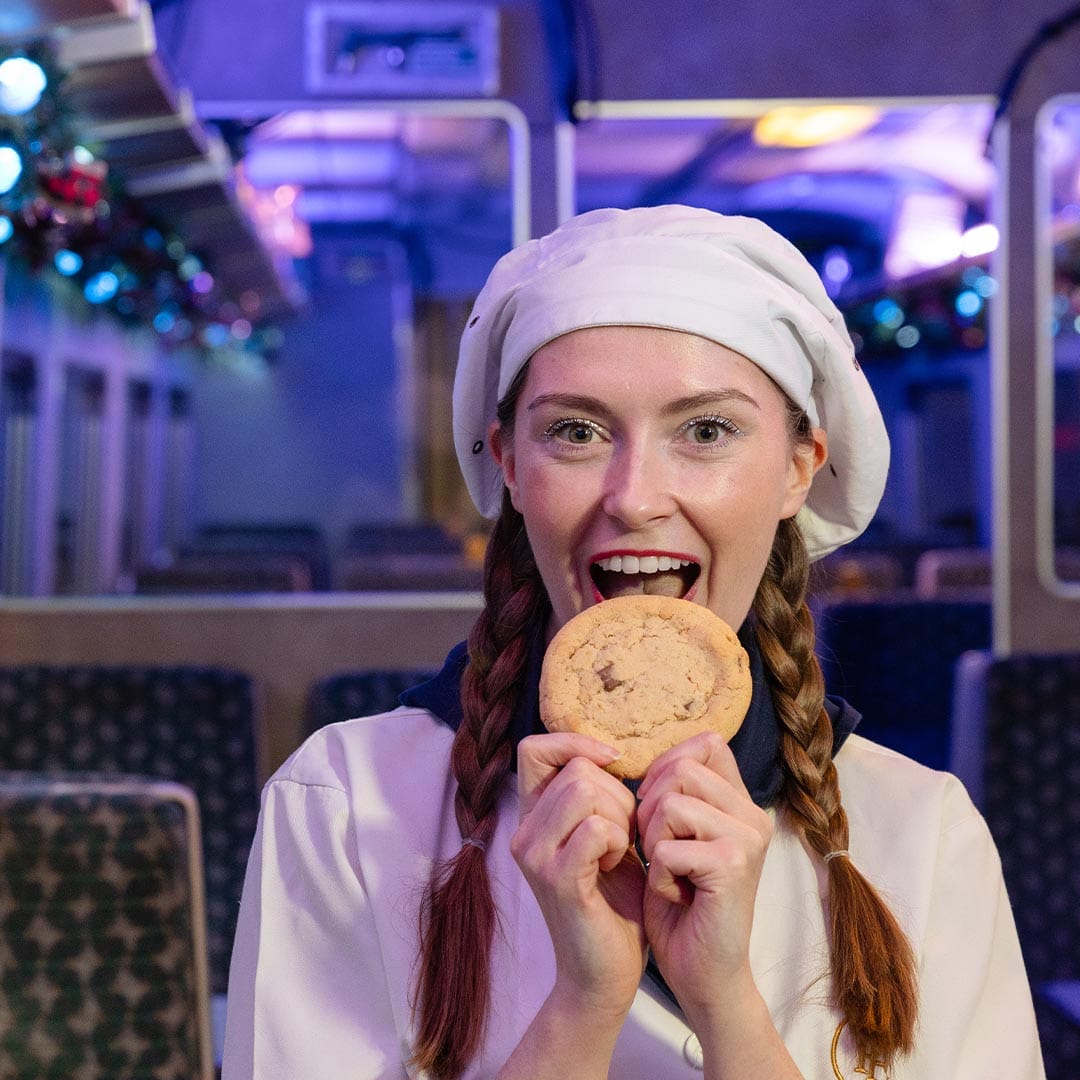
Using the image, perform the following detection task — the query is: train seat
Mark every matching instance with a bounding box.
[915,546,1080,598]
[951,650,1080,1079]
[306,667,438,736]
[814,597,992,770]
[0,664,261,1003]
[0,773,214,1079]
[336,522,482,591]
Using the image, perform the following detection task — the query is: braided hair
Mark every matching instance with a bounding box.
[411,388,917,1077]
[751,406,917,1066]
[752,517,917,1064]
[411,490,549,1078]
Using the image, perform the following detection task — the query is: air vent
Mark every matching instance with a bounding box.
[305,2,500,96]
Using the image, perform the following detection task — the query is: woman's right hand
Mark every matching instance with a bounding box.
[512,732,647,1019]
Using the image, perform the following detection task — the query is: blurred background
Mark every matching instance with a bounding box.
[1,2,1079,1076]
[0,0,1077,599]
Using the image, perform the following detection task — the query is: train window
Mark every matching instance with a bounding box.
[1041,96,1080,584]
[192,107,520,564]
[569,100,997,552]
[0,100,1027,597]
[0,106,523,597]
[0,350,37,595]
[120,381,156,589]
[56,367,107,595]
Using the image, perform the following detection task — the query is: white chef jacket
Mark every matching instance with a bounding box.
[222,706,1046,1080]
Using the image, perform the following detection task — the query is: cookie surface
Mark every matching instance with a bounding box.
[539,595,751,779]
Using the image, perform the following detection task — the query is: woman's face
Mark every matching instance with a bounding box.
[492,325,827,636]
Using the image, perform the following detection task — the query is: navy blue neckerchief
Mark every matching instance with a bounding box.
[398,622,860,799]
[398,620,861,1014]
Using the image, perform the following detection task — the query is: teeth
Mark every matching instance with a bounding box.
[594,555,693,574]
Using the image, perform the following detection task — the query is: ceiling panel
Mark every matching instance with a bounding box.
[0,0,136,42]
[63,53,181,126]
[93,121,208,172]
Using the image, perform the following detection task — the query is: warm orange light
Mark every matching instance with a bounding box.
[752,105,881,148]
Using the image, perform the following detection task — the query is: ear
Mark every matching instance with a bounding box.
[489,421,521,511]
[780,427,828,519]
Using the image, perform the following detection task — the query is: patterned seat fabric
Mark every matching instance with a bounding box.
[307,669,437,735]
[0,773,212,1080]
[814,599,991,770]
[0,667,260,998]
[976,653,1080,1080]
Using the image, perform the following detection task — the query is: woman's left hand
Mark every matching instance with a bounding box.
[635,731,773,1032]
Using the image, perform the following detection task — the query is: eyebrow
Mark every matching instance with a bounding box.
[525,389,762,415]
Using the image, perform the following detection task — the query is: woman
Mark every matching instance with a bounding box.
[222,206,1044,1079]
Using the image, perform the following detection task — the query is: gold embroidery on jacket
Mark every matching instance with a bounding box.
[830,1021,892,1079]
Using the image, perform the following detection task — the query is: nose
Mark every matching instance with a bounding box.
[601,445,677,529]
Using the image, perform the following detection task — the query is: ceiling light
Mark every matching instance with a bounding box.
[752,105,881,148]
[960,222,999,258]
[885,191,964,278]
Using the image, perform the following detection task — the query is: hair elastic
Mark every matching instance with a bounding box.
[462,836,487,852]
[823,849,850,863]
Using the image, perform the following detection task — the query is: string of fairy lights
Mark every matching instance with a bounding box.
[838,262,995,360]
[0,44,276,358]
[3,44,1079,366]
[838,241,1080,362]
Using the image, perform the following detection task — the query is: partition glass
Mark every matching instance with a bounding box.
[178,105,519,592]
[569,100,998,574]
[0,100,1019,596]
[0,351,36,595]
[1039,96,1080,585]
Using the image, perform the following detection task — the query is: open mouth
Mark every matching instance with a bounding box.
[590,554,701,600]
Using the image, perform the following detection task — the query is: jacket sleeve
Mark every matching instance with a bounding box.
[910,782,1046,1080]
[221,777,407,1080]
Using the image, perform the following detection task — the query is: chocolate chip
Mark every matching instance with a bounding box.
[596,662,625,693]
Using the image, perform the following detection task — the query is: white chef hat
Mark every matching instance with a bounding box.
[452,204,889,561]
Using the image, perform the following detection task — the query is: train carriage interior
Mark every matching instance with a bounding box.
[1,0,1079,1075]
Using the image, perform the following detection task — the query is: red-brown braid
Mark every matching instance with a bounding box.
[411,493,548,1078]
[753,517,918,1067]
